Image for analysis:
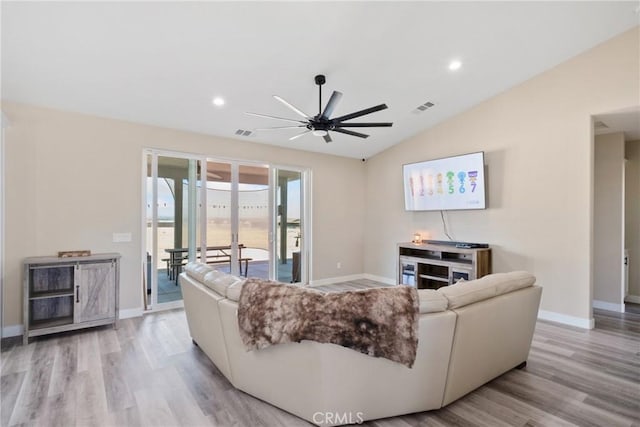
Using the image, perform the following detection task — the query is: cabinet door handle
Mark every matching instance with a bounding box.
[76,285,80,303]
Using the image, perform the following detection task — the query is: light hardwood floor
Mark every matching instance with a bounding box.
[2,282,639,426]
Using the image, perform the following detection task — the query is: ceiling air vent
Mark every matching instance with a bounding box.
[594,121,609,130]
[235,129,253,136]
[413,101,435,114]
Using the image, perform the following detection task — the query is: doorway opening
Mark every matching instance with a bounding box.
[592,107,640,316]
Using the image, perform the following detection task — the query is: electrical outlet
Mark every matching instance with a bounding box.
[337,262,342,269]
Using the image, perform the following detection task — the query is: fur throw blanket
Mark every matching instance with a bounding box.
[237,279,419,367]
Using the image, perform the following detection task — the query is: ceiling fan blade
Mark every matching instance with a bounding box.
[245,111,306,124]
[274,95,311,119]
[254,126,306,131]
[333,122,393,128]
[332,128,369,139]
[323,134,332,143]
[320,91,343,120]
[332,104,388,123]
[289,129,312,141]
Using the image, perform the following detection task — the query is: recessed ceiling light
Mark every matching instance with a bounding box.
[448,60,462,71]
[212,97,225,106]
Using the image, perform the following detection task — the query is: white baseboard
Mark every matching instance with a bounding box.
[119,307,144,319]
[2,324,23,338]
[624,294,640,304]
[538,309,594,329]
[592,300,625,313]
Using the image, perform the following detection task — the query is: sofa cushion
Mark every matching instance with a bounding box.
[417,289,448,313]
[202,270,245,296]
[184,262,217,283]
[438,271,536,309]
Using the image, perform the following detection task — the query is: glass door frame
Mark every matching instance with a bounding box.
[143,149,206,311]
[271,165,311,285]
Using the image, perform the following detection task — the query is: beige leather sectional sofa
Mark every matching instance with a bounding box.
[180,263,542,426]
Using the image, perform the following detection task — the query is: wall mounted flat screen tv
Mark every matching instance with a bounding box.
[403,152,486,211]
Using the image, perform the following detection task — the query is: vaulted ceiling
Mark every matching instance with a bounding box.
[2,2,638,158]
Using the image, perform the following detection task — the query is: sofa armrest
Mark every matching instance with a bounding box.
[180,272,233,381]
[441,285,542,406]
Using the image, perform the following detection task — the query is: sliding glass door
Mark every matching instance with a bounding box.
[203,160,233,268]
[145,153,201,309]
[236,164,270,279]
[274,168,308,284]
[144,151,310,310]
[199,160,270,279]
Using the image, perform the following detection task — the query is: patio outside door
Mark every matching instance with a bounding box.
[203,161,270,279]
[274,168,308,284]
[202,161,233,271]
[145,153,201,309]
[144,152,311,311]
[200,162,309,283]
[236,164,270,279]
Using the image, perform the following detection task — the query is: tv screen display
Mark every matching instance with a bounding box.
[403,152,486,211]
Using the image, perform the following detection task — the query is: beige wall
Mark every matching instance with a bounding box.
[594,133,625,307]
[1,113,8,335]
[364,27,639,325]
[3,27,639,331]
[625,139,640,300]
[2,103,366,328]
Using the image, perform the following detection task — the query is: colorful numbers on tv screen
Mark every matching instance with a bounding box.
[409,171,479,196]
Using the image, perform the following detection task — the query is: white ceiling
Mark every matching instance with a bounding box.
[2,2,638,159]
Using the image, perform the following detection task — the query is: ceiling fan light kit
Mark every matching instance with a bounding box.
[246,74,393,143]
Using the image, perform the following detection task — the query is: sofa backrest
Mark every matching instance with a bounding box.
[417,289,448,313]
[437,271,535,309]
[184,262,216,282]
[184,262,245,297]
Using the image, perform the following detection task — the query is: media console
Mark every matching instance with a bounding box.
[398,242,491,289]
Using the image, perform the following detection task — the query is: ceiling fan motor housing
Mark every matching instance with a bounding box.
[247,73,392,144]
[307,117,332,131]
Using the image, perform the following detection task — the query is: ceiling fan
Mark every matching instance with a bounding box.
[246,74,393,143]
